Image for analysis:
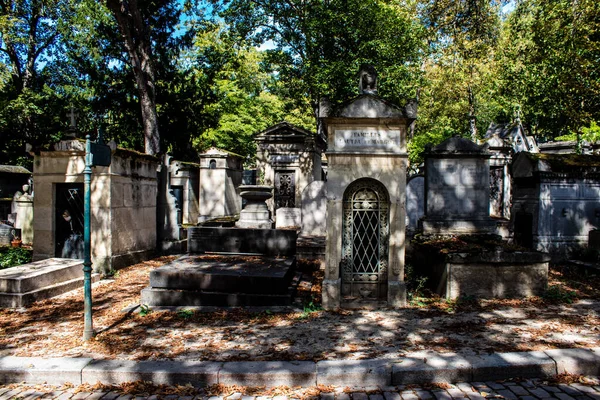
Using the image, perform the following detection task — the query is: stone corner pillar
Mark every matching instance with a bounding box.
[388,281,407,307]
[322,278,341,310]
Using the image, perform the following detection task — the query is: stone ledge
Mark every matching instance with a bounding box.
[469,351,557,381]
[316,359,390,387]
[0,356,92,385]
[392,353,472,384]
[545,348,600,376]
[81,359,222,387]
[219,361,316,387]
[1,349,598,388]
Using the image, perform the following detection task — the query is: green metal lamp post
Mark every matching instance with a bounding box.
[83,128,111,341]
[83,134,94,341]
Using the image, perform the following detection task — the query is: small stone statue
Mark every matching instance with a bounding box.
[359,64,378,95]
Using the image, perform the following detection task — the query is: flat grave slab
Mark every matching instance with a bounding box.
[149,254,295,294]
[141,254,298,307]
[0,258,89,308]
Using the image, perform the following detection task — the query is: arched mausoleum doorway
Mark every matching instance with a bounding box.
[341,178,390,300]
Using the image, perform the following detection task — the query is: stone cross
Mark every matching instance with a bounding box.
[67,105,79,129]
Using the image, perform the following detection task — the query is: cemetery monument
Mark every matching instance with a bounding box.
[321,65,415,310]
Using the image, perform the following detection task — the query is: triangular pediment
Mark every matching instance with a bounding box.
[335,94,413,119]
[256,121,314,139]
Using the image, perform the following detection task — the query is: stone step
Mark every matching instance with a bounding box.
[0,258,84,294]
[142,271,303,308]
[0,274,100,308]
[140,287,296,307]
[149,255,296,294]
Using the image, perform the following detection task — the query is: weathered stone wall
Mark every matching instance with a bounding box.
[198,149,242,222]
[33,142,159,272]
[108,150,158,271]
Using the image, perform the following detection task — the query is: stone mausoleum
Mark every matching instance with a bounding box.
[321,65,416,309]
[255,122,326,216]
[32,138,160,273]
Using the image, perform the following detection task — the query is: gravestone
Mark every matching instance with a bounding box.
[141,227,299,308]
[406,176,424,235]
[0,258,99,308]
[421,137,496,235]
[275,207,301,229]
[0,165,31,222]
[300,181,327,236]
[321,65,414,310]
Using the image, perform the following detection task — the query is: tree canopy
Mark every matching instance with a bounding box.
[0,0,599,167]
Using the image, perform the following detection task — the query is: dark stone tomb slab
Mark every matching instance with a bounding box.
[141,227,299,308]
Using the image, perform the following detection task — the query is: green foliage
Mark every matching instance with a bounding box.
[298,300,322,319]
[543,285,577,304]
[555,122,600,143]
[177,308,195,319]
[221,0,426,111]
[104,269,120,279]
[1,0,599,165]
[139,304,152,316]
[497,0,600,139]
[0,246,32,269]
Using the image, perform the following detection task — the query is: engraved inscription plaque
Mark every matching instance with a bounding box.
[334,128,401,151]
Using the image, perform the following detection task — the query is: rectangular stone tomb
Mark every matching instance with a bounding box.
[0,258,87,308]
[141,254,298,307]
[411,245,550,299]
[188,227,297,256]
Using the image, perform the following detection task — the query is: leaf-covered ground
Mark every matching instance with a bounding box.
[0,257,598,361]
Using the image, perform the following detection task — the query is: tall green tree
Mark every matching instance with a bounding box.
[498,0,600,139]
[216,0,426,124]
[182,23,312,158]
[0,0,78,166]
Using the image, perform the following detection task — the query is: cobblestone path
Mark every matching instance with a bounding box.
[1,377,600,400]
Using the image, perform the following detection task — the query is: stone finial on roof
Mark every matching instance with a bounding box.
[358,64,377,95]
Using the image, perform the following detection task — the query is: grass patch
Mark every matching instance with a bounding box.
[0,246,32,269]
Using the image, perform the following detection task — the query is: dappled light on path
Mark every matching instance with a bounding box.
[0,258,598,362]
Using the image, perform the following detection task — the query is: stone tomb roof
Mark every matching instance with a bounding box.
[512,151,600,178]
[426,136,489,156]
[0,165,31,175]
[199,147,243,159]
[255,121,325,150]
[331,94,417,120]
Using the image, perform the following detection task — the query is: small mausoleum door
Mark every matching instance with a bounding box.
[55,183,84,259]
[274,170,296,209]
[341,179,390,300]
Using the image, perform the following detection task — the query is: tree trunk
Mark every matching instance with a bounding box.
[468,84,477,141]
[105,0,160,155]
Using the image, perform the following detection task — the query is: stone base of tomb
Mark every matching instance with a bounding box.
[410,239,550,299]
[421,218,498,236]
[0,258,100,308]
[140,254,298,307]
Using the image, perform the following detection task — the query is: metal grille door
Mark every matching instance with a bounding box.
[341,179,389,300]
[274,170,295,209]
[55,183,84,259]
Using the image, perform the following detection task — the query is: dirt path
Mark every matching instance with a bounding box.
[0,256,598,361]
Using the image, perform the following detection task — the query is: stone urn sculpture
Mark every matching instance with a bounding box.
[235,185,274,229]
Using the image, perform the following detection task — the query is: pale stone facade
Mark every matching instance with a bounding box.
[198,148,243,222]
[169,159,200,225]
[33,139,159,273]
[322,91,415,310]
[255,122,326,216]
